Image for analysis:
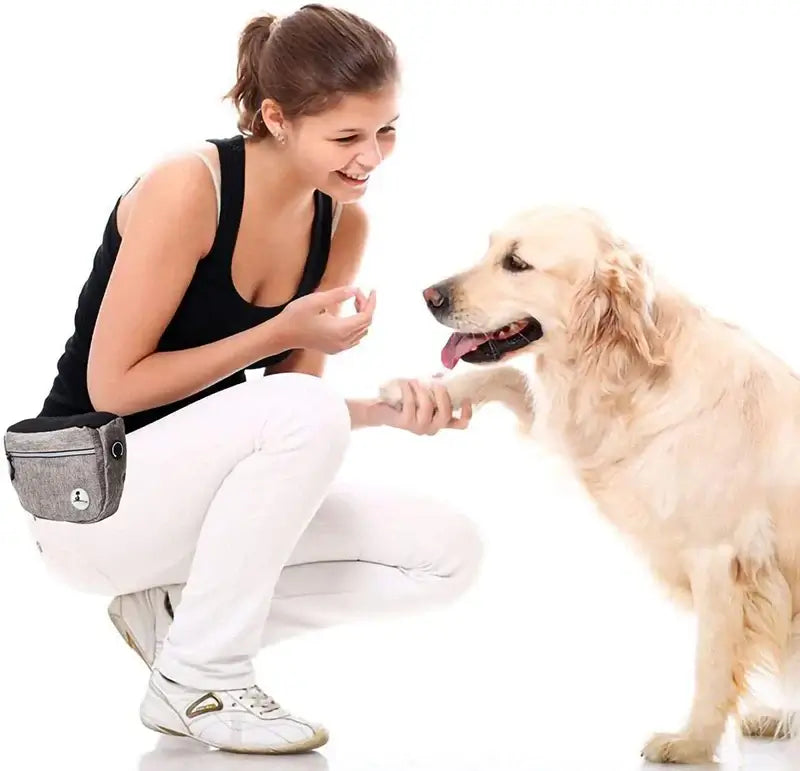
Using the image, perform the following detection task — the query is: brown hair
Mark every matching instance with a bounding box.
[225,4,399,139]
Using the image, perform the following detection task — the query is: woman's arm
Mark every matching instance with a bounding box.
[267,201,370,380]
[87,154,294,416]
[269,203,472,433]
[266,202,382,429]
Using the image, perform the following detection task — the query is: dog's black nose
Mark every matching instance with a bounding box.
[423,283,450,312]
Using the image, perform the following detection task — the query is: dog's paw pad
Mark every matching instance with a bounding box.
[641,732,714,764]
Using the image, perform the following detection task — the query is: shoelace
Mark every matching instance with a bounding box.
[234,685,281,716]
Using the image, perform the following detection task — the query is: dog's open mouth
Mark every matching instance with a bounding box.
[441,317,543,369]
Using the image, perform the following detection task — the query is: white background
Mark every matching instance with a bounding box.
[2,1,800,769]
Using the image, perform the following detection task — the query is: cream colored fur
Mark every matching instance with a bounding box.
[380,206,800,764]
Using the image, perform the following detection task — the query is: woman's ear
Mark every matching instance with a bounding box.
[260,98,286,138]
[569,243,665,376]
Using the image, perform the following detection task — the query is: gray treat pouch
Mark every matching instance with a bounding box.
[4,412,126,524]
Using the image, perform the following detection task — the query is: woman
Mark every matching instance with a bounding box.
[31,3,483,756]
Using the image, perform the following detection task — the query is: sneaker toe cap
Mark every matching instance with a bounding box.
[206,717,324,751]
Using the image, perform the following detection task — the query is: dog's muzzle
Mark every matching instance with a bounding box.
[423,282,452,320]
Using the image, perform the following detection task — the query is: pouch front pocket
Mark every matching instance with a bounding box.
[5,411,126,524]
[6,446,108,523]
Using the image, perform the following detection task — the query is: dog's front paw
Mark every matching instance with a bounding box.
[641,733,714,764]
[377,378,406,409]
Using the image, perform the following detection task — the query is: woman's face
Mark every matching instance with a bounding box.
[276,82,400,202]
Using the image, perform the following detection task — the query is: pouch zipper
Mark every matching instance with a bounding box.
[6,447,96,482]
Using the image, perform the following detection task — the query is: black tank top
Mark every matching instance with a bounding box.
[38,135,334,433]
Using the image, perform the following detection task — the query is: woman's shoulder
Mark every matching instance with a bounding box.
[126,137,228,198]
[115,139,224,240]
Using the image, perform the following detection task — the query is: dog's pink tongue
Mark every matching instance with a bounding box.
[441,332,489,369]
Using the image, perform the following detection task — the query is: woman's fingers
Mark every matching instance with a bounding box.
[334,315,372,350]
[447,399,473,429]
[399,379,417,425]
[378,378,473,435]
[363,289,376,315]
[429,382,454,434]
[352,289,376,325]
[345,329,368,349]
[408,380,434,431]
[346,323,370,345]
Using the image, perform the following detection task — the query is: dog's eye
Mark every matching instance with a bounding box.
[502,253,532,272]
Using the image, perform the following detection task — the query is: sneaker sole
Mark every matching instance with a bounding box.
[140,715,330,754]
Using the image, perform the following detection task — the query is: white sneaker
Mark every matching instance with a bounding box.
[140,670,329,754]
[107,586,175,669]
[139,736,331,769]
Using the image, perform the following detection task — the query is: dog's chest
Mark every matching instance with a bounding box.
[528,370,617,458]
[527,373,564,451]
[532,368,687,536]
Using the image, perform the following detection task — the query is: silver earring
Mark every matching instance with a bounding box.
[275,131,287,145]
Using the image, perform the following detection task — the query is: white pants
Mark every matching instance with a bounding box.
[30,373,484,689]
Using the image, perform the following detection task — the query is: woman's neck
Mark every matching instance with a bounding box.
[243,136,316,218]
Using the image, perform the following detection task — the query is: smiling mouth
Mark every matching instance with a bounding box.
[336,170,370,185]
[441,317,543,369]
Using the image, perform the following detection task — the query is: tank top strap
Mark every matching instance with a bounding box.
[190,150,221,224]
[197,135,334,301]
[296,190,334,297]
[331,200,343,235]
[202,135,245,268]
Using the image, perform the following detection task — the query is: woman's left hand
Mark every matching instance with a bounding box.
[368,378,473,435]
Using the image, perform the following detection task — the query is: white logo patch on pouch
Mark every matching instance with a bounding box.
[70,488,89,510]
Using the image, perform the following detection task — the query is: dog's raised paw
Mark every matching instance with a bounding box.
[377,379,405,409]
[641,733,714,764]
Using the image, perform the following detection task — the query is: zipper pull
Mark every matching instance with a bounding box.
[6,453,14,482]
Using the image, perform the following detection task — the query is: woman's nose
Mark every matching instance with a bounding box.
[357,138,384,169]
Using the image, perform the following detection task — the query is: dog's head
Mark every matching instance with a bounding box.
[424,206,665,375]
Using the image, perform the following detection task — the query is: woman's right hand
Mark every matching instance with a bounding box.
[274,286,376,354]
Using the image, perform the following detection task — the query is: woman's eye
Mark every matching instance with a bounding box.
[502,253,532,272]
[335,127,395,144]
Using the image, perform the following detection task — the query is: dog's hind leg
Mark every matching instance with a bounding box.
[741,614,800,739]
[740,710,794,739]
[643,545,772,764]
[740,692,794,739]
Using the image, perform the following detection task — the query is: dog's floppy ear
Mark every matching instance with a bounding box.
[569,240,665,376]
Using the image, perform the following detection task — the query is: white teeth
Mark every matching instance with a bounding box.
[340,171,368,181]
[493,320,527,340]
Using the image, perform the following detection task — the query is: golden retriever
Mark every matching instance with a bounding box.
[379,205,800,764]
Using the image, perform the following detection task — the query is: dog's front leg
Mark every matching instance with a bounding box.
[379,366,535,433]
[642,545,746,764]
